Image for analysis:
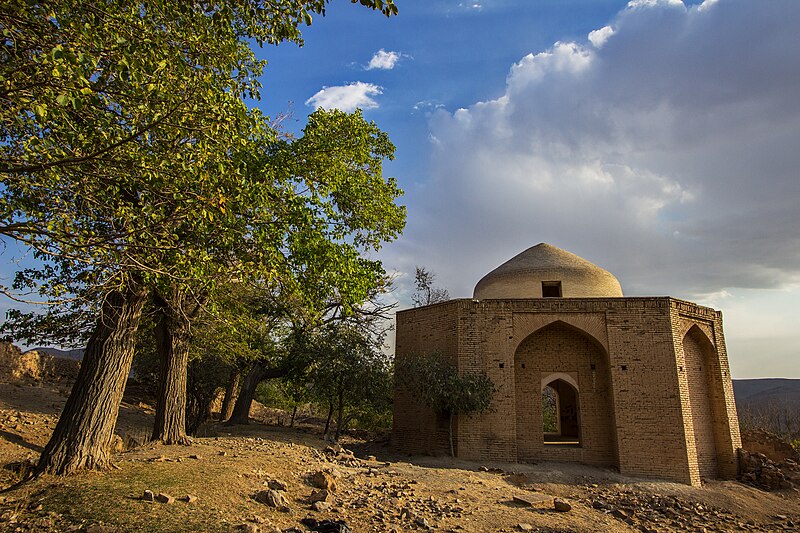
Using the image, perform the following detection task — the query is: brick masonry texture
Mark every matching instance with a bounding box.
[392,297,741,486]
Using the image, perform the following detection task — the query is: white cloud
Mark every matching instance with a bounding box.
[305,82,383,112]
[588,25,614,48]
[392,0,800,303]
[458,2,482,10]
[366,49,402,70]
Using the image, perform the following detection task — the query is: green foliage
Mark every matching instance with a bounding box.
[301,323,393,434]
[1,1,405,342]
[542,386,558,434]
[397,352,495,456]
[396,352,495,418]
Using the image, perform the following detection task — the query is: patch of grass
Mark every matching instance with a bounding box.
[4,451,274,532]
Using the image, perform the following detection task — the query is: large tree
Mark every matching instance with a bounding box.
[303,323,392,441]
[396,353,495,457]
[1,0,402,475]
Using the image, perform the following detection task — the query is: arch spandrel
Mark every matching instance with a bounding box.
[541,372,579,391]
[513,313,609,355]
[678,319,716,348]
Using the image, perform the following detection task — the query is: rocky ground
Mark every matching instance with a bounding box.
[1,378,799,532]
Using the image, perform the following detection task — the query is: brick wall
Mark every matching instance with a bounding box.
[393,297,741,486]
[683,329,720,479]
[514,321,615,466]
[393,301,460,455]
[671,301,741,480]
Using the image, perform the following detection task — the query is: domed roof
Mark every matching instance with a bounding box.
[473,243,623,299]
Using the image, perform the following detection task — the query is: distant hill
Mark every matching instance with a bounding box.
[27,346,85,361]
[733,378,800,409]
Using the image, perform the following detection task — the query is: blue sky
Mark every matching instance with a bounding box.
[2,0,798,378]
[254,0,800,379]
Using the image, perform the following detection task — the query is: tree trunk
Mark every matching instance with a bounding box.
[36,284,148,475]
[227,362,285,425]
[290,405,298,428]
[151,289,198,445]
[323,400,334,438]
[448,411,455,458]
[186,392,214,435]
[334,386,345,441]
[220,369,241,422]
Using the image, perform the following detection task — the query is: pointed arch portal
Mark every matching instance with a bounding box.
[515,321,617,467]
[541,377,580,444]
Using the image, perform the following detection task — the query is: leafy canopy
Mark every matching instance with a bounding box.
[396,352,495,417]
[1,0,405,340]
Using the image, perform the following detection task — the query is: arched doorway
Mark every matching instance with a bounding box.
[542,377,580,445]
[515,321,616,466]
[683,325,722,479]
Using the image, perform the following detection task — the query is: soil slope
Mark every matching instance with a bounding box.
[1,379,799,532]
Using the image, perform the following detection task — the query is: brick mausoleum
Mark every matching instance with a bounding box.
[393,243,742,486]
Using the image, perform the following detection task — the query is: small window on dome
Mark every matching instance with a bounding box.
[542,281,562,297]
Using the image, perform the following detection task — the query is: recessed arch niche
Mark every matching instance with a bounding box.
[515,321,617,467]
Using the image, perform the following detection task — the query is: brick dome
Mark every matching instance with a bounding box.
[473,243,623,299]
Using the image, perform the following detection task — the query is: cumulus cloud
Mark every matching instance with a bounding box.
[588,26,614,48]
[396,0,800,300]
[305,82,383,112]
[366,49,402,70]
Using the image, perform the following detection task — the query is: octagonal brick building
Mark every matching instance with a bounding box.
[393,243,741,486]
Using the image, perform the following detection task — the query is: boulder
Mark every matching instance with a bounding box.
[310,471,337,492]
[554,498,572,512]
[155,493,174,504]
[254,489,290,511]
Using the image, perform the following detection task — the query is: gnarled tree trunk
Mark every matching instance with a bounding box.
[151,288,202,445]
[227,361,285,425]
[36,283,148,475]
[334,384,346,441]
[220,369,241,422]
[323,399,334,439]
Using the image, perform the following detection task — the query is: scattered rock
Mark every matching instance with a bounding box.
[141,490,155,502]
[311,501,330,512]
[236,524,259,532]
[310,470,337,492]
[742,429,800,463]
[738,448,799,491]
[181,495,198,503]
[512,493,555,509]
[517,524,534,532]
[155,493,174,504]
[300,518,352,533]
[309,489,330,503]
[366,455,377,462]
[414,517,431,529]
[267,479,288,491]
[254,489,290,511]
[554,498,572,512]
